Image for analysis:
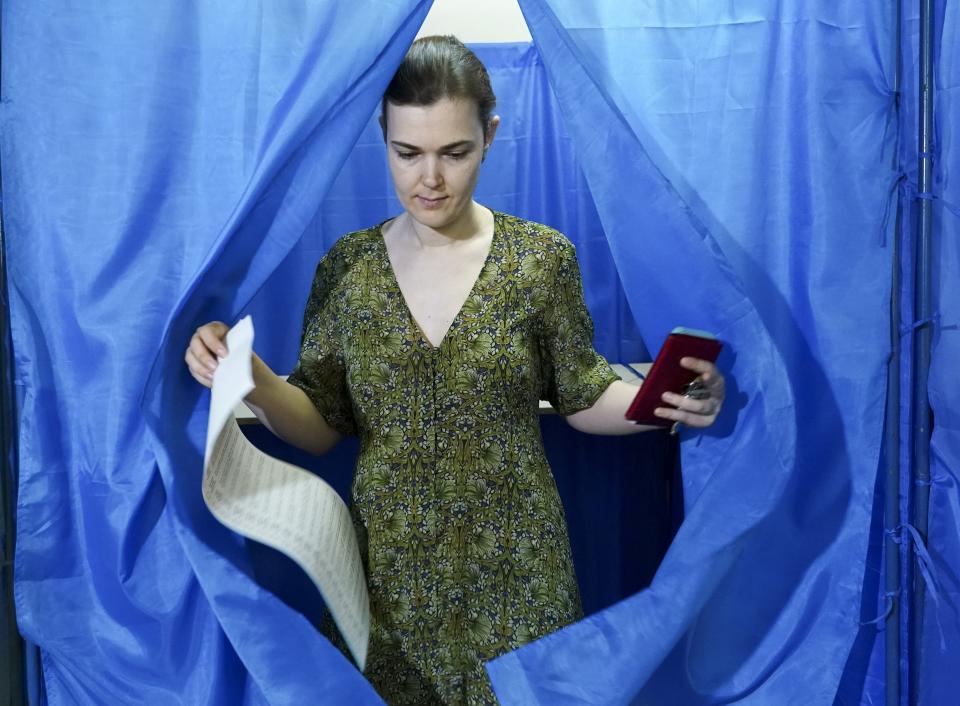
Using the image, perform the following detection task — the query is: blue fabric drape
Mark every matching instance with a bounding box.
[2,1,431,703]
[890,4,922,704]
[486,2,896,704]
[919,0,960,702]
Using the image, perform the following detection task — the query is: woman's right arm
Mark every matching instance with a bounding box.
[185,322,343,456]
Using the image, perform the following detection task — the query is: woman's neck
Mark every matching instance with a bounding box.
[405,201,489,248]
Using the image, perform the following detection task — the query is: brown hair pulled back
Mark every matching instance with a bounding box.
[382,35,497,136]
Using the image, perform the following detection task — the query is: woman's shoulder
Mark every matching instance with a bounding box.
[496,212,577,259]
[306,223,385,294]
[323,222,384,263]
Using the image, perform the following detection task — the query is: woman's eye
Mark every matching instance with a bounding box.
[397,152,417,160]
[446,152,467,160]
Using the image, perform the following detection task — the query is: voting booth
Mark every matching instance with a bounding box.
[1,1,957,704]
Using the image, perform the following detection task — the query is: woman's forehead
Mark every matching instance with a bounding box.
[384,98,484,145]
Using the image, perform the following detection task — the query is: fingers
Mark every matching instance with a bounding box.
[198,323,229,357]
[660,391,716,416]
[185,350,213,387]
[655,395,721,428]
[188,334,219,374]
[184,348,214,388]
[679,358,726,399]
[184,321,229,387]
[679,356,715,376]
[655,361,727,429]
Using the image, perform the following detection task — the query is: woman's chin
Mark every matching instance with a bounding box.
[409,203,463,230]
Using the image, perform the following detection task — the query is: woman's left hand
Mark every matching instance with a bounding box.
[654,357,725,429]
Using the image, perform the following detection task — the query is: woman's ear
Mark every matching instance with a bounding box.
[482,115,501,162]
[485,115,501,146]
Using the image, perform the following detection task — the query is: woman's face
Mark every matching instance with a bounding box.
[383,97,497,233]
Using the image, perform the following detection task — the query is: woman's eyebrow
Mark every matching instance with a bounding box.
[390,140,476,151]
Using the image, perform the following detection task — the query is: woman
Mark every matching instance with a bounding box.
[185,36,724,706]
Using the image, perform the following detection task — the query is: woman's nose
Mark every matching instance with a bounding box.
[420,156,443,189]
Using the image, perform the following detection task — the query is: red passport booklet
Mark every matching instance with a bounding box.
[624,327,723,426]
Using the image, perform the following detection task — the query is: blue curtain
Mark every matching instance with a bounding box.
[485,2,897,704]
[2,1,431,703]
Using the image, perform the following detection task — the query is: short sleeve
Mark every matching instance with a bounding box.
[286,248,358,437]
[539,239,619,416]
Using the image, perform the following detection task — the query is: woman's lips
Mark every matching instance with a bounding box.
[416,195,448,209]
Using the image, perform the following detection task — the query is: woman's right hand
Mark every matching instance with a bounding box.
[185,321,230,388]
[183,321,343,455]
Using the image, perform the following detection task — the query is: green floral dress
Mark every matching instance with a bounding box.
[287,212,618,705]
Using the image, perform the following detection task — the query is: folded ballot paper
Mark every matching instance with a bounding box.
[202,316,369,670]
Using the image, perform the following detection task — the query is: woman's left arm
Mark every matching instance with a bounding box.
[566,357,725,435]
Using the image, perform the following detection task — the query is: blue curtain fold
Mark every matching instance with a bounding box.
[2,1,431,702]
[486,2,896,704]
[919,1,960,703]
[892,5,921,704]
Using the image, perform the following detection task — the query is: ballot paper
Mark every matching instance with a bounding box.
[202,316,369,670]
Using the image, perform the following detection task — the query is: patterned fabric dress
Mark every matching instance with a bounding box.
[287,211,618,705]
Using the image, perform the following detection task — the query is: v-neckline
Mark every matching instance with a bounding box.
[377,210,500,351]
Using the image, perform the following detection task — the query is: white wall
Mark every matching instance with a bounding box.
[417,0,531,43]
